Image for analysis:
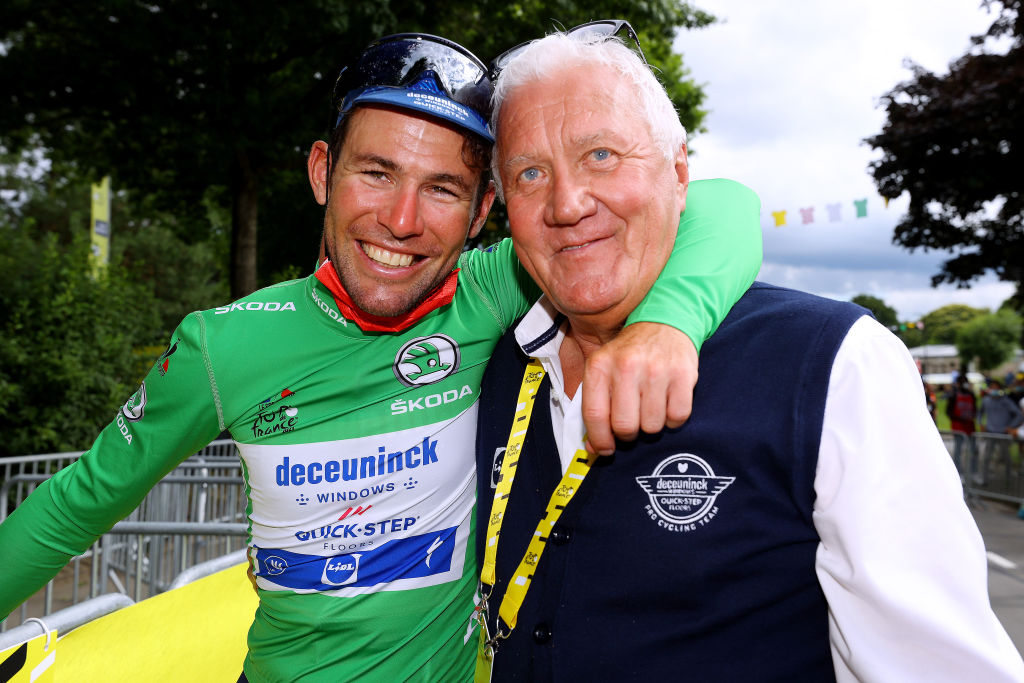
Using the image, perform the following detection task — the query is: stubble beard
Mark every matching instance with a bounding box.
[325,237,452,318]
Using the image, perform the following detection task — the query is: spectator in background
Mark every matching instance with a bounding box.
[980,379,1024,434]
[1007,374,1024,412]
[923,378,937,422]
[978,379,1024,484]
[946,375,977,480]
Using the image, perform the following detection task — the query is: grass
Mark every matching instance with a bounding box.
[935,397,951,431]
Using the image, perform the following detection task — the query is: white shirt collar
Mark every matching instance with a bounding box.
[513,297,585,473]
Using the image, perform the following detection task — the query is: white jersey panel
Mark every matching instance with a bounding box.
[239,402,478,596]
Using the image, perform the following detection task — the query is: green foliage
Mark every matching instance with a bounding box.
[956,309,1023,371]
[0,0,714,295]
[0,0,716,294]
[0,168,230,456]
[921,304,988,344]
[850,294,898,329]
[848,294,930,346]
[866,0,1024,302]
[935,396,951,431]
[115,223,229,337]
[897,325,927,349]
[0,230,161,456]
[269,263,305,285]
[0,1,716,453]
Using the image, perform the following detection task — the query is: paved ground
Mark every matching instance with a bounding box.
[971,498,1024,654]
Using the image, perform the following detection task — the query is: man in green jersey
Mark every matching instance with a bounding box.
[0,32,761,681]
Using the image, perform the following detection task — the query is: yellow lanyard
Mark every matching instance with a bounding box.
[476,359,597,679]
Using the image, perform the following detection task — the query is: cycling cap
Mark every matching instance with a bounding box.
[332,33,493,143]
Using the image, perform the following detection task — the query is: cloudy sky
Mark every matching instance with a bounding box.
[677,0,1013,320]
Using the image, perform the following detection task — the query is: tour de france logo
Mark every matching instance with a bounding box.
[635,453,735,533]
[393,335,461,387]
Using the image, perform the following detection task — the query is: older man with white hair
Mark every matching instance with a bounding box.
[473,21,1024,682]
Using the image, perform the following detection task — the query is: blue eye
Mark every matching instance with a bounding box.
[520,168,540,182]
[592,149,611,161]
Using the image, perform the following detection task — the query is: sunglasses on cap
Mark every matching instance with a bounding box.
[489,19,647,81]
[331,33,493,142]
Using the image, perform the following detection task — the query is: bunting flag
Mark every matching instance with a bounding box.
[762,196,890,228]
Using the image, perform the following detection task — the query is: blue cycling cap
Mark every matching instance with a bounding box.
[333,34,494,143]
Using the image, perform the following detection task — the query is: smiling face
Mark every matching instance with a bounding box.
[496,62,689,335]
[308,105,494,317]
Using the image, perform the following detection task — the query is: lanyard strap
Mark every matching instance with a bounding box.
[480,358,597,634]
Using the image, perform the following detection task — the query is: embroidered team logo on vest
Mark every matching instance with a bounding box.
[636,453,735,533]
[393,335,461,387]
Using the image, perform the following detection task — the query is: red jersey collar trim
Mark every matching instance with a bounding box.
[313,259,459,333]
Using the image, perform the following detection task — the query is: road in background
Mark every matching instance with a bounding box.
[974,500,1024,653]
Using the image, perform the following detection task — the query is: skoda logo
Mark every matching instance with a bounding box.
[393,335,460,387]
[121,383,147,422]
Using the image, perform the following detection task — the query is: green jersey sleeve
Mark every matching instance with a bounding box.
[455,235,540,330]
[0,314,224,618]
[625,178,763,352]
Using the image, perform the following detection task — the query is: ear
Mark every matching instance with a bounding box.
[468,181,497,240]
[308,140,330,206]
[674,143,690,215]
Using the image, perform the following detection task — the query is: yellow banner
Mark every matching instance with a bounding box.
[0,628,57,683]
[54,563,254,682]
[90,177,111,277]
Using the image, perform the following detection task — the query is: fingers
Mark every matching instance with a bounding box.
[580,323,699,455]
[637,367,671,435]
[581,353,616,455]
[664,336,697,429]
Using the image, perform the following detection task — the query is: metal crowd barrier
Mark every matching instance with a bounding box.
[0,549,248,653]
[0,440,248,632]
[941,430,1024,507]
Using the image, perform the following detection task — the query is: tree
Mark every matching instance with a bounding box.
[896,323,927,349]
[956,309,1022,371]
[921,304,988,344]
[0,229,162,456]
[0,165,230,455]
[851,294,898,329]
[0,1,713,298]
[866,0,1024,304]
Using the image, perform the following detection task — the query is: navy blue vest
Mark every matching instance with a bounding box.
[475,283,867,682]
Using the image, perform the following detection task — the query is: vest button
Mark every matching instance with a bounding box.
[549,526,571,545]
[532,623,552,644]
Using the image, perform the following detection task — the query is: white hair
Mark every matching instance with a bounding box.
[490,29,687,199]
